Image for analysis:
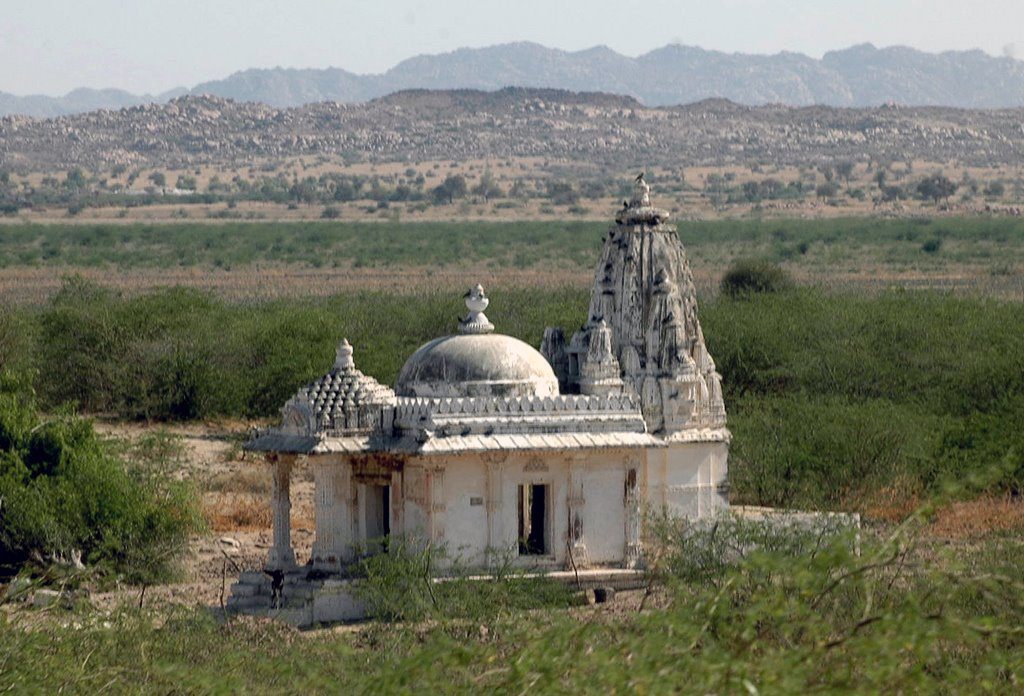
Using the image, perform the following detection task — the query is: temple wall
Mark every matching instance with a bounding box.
[310,443,727,571]
[434,457,489,563]
[311,455,355,570]
[397,450,636,568]
[644,442,729,519]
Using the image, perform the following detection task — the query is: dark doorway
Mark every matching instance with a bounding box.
[518,484,548,555]
[365,484,390,552]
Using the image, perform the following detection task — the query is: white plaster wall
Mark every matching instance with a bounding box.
[400,464,430,544]
[311,442,728,573]
[649,442,729,519]
[578,457,627,564]
[438,458,489,565]
[498,454,570,567]
[311,456,355,570]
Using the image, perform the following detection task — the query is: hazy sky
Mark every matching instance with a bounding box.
[3,0,1021,96]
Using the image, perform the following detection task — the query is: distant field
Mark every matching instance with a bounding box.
[0,217,1022,302]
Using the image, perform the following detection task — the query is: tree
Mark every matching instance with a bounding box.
[64,168,87,189]
[431,174,467,204]
[835,161,855,185]
[472,170,503,202]
[916,174,957,204]
[720,259,793,297]
[148,172,167,188]
[545,180,579,206]
[175,175,197,191]
[509,179,530,200]
[983,181,1006,198]
[879,185,906,203]
[815,182,840,199]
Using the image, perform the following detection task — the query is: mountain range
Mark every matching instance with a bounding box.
[3,42,1024,118]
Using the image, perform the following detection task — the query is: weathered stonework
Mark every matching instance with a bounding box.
[235,177,730,626]
[546,174,727,434]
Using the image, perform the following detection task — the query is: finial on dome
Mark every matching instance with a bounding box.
[459,283,495,334]
[335,338,355,370]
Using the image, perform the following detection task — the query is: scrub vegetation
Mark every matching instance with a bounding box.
[1,276,1021,510]
[0,372,202,583]
[1,216,1023,275]
[2,218,1024,691]
[3,519,1023,692]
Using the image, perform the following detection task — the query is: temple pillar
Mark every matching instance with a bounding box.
[624,456,642,568]
[267,454,296,570]
[426,466,446,545]
[312,457,354,570]
[566,456,589,569]
[484,455,506,560]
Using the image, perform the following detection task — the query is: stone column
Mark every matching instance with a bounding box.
[484,456,506,561]
[624,457,642,568]
[566,456,589,569]
[427,466,446,545]
[267,454,296,570]
[312,458,354,570]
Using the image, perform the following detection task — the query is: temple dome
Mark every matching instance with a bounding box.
[396,334,558,398]
[395,285,559,398]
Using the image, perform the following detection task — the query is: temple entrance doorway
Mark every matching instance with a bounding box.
[363,484,390,552]
[518,484,549,555]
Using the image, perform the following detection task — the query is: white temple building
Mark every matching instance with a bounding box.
[231,176,729,623]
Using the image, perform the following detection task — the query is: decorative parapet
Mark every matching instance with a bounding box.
[392,392,647,439]
[394,392,640,421]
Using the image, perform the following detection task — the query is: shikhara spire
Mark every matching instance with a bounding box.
[544,176,726,434]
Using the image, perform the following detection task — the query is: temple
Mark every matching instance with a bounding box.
[230,176,729,624]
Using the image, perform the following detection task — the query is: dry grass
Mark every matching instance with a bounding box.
[204,494,272,532]
[857,476,924,523]
[8,155,1021,225]
[928,495,1024,539]
[0,264,596,305]
[204,467,272,496]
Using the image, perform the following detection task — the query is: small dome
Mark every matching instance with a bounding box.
[282,339,395,435]
[396,334,559,398]
[395,285,558,398]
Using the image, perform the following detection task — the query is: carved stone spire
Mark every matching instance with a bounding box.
[551,176,727,434]
[578,319,625,397]
[459,283,495,334]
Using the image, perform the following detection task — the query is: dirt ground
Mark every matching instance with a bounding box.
[85,422,317,612]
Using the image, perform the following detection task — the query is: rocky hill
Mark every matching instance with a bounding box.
[4,42,1024,118]
[3,89,1022,173]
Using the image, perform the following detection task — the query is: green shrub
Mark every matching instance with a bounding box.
[355,537,572,622]
[3,525,1023,692]
[719,258,792,296]
[0,372,201,582]
[726,394,938,509]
